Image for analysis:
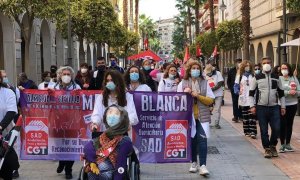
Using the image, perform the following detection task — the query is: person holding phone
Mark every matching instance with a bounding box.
[38,71,55,90]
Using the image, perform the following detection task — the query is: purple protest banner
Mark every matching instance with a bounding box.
[132,91,193,163]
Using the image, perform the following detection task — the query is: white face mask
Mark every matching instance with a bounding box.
[262,64,271,72]
[61,75,71,84]
[281,69,289,76]
[81,68,88,74]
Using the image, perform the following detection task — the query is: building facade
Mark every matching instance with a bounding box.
[156,18,175,61]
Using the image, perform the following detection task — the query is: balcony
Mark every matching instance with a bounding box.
[275,1,298,18]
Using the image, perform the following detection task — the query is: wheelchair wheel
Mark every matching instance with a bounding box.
[78,167,88,180]
[130,161,140,180]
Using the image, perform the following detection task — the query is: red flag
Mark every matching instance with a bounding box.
[183,46,190,64]
[144,38,149,50]
[213,45,218,57]
[196,44,202,57]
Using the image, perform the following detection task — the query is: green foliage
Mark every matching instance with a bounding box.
[139,14,160,51]
[216,19,243,51]
[189,43,196,57]
[287,0,300,13]
[196,31,217,57]
[172,25,186,58]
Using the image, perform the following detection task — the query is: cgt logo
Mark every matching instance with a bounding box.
[165,149,186,158]
[27,146,48,155]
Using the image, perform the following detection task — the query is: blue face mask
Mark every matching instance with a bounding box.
[106,114,120,127]
[130,72,139,81]
[169,74,175,80]
[111,60,116,67]
[106,81,116,91]
[191,69,201,78]
[3,77,9,84]
[143,66,151,71]
[255,70,261,74]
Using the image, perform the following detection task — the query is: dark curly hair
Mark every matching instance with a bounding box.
[102,70,127,107]
[124,65,146,87]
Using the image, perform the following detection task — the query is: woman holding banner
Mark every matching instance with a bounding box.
[158,64,180,92]
[124,65,152,92]
[48,66,81,179]
[91,70,138,131]
[177,60,215,176]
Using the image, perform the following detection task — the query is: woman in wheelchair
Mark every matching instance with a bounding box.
[84,104,133,180]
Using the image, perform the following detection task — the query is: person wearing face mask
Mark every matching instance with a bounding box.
[204,61,224,129]
[249,57,286,159]
[75,63,93,90]
[142,59,157,91]
[109,56,124,74]
[91,70,138,132]
[84,105,134,179]
[278,63,300,153]
[48,66,81,179]
[233,60,257,138]
[227,58,243,123]
[124,65,151,91]
[158,64,180,92]
[177,60,215,176]
[90,57,107,90]
[17,72,38,90]
[254,64,262,75]
[38,71,55,90]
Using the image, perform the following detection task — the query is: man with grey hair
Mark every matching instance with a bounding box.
[48,66,81,179]
[249,57,286,158]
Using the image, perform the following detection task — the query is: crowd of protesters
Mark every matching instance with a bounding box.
[0,53,299,179]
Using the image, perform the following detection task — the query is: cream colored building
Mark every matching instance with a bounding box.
[222,0,300,66]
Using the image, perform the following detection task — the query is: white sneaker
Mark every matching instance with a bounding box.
[189,162,198,173]
[199,165,209,176]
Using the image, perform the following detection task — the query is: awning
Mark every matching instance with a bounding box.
[127,50,161,61]
[281,38,300,46]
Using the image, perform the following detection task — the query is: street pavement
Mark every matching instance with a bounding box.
[15,93,296,180]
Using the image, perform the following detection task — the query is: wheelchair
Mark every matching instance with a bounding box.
[78,132,140,180]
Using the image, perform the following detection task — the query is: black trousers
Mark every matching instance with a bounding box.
[240,106,257,135]
[231,90,242,119]
[280,104,297,145]
[0,149,19,180]
[58,161,74,174]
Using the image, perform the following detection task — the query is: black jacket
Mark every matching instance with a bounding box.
[89,69,106,90]
[227,67,237,91]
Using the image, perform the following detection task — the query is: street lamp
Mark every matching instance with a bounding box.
[67,0,72,67]
[219,0,227,22]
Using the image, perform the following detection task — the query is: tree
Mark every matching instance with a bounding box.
[123,0,128,28]
[196,31,217,57]
[208,0,215,31]
[287,0,300,13]
[216,20,243,52]
[172,25,186,58]
[139,14,157,50]
[0,0,64,74]
[241,0,250,60]
[55,0,119,64]
[134,0,139,33]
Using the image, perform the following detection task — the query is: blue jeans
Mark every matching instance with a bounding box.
[256,105,280,149]
[191,120,207,166]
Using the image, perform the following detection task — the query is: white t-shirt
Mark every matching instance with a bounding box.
[0,87,18,134]
[91,92,138,131]
[38,82,56,90]
[129,84,152,92]
[205,71,224,97]
[235,74,253,107]
[158,78,178,92]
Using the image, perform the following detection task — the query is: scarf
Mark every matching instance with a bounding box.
[96,132,123,167]
[244,71,251,77]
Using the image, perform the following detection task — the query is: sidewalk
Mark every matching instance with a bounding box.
[16,94,295,179]
[222,91,300,179]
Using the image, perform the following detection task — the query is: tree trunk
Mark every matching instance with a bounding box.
[194,0,200,36]
[134,0,139,33]
[129,0,133,30]
[241,0,250,60]
[79,37,85,65]
[209,0,215,31]
[123,0,128,28]
[187,7,192,44]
